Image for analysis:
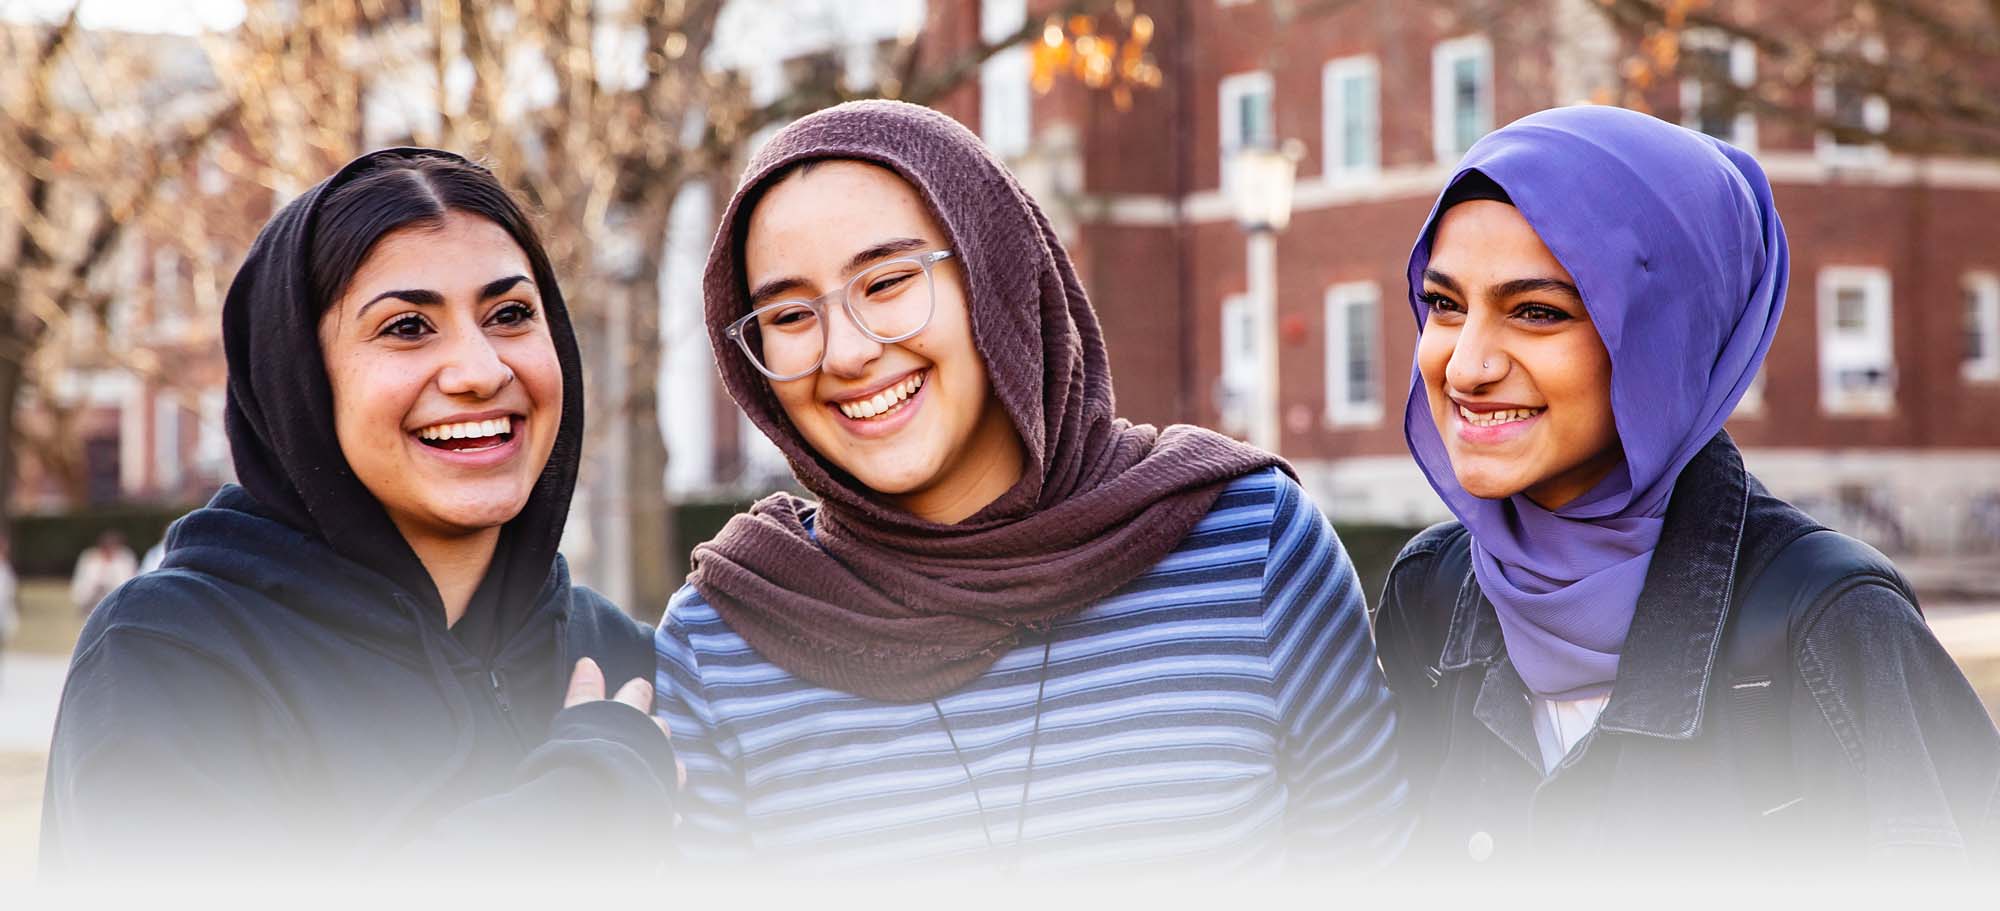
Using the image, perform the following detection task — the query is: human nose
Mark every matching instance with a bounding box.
[818,297,883,379]
[1444,314,1508,393]
[436,327,515,398]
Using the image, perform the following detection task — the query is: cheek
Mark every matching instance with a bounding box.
[1543,341,1618,444]
[1415,328,1454,404]
[505,337,564,413]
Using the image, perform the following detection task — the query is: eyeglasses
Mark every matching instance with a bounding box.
[725,249,955,381]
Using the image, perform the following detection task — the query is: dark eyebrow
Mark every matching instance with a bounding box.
[359,288,443,319]
[1423,268,1580,305]
[357,275,533,320]
[1422,268,1463,296]
[747,237,933,308]
[480,274,533,299]
[1490,277,1582,303]
[841,237,929,274]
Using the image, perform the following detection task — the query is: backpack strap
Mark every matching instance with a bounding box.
[1718,528,1918,822]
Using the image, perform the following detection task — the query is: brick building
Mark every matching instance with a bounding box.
[910,0,2000,555]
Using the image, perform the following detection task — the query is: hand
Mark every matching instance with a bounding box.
[564,657,687,790]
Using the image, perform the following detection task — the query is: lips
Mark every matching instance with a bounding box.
[834,371,925,421]
[413,415,518,452]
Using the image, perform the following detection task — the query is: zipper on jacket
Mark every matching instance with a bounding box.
[489,669,513,714]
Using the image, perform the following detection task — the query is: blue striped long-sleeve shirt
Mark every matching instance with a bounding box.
[654,468,1410,872]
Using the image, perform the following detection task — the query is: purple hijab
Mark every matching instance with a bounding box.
[1403,106,1789,699]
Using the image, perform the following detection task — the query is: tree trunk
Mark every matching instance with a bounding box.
[621,205,676,624]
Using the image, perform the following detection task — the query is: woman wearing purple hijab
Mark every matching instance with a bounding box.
[1374,105,1999,871]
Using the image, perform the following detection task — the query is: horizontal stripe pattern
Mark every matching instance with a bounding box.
[655,468,1410,872]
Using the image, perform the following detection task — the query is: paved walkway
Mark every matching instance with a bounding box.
[0,655,67,754]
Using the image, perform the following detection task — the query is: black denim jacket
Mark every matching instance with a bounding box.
[1373,433,2000,871]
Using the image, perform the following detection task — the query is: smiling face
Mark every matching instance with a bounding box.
[317,210,562,543]
[1417,200,1622,510]
[740,160,1025,524]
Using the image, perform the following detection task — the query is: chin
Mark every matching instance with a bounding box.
[422,488,533,533]
[1451,464,1530,502]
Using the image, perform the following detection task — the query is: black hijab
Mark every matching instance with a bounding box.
[220,148,586,655]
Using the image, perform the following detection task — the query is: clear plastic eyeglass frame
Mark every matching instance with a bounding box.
[724,248,956,381]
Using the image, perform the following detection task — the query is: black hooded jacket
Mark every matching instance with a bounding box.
[39,149,673,880]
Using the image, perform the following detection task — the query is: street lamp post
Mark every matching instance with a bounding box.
[1226,142,1300,455]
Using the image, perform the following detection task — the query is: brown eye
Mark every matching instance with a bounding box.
[1422,292,1464,315]
[382,314,431,339]
[1515,303,1572,324]
[489,303,538,327]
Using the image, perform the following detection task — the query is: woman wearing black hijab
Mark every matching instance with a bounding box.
[40,149,675,880]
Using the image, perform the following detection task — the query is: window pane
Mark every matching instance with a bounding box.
[1453,58,1479,152]
[1345,299,1377,405]
[1687,44,1735,139]
[1971,286,1989,364]
[1342,74,1374,169]
[1835,288,1868,332]
[1246,90,1272,146]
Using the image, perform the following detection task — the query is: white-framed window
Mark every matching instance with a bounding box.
[1219,70,1275,189]
[1816,37,1889,166]
[1219,293,1255,433]
[1431,34,1492,163]
[1324,282,1383,426]
[979,0,1031,159]
[1322,55,1380,182]
[1679,29,1757,150]
[1965,271,2000,383]
[1817,266,1896,415]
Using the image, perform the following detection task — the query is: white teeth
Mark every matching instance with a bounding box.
[416,417,514,441]
[1458,405,1544,427]
[838,372,925,421]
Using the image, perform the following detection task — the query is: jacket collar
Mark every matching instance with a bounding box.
[1436,432,1750,740]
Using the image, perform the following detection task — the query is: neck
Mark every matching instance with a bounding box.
[897,404,1028,525]
[392,520,502,627]
[1523,446,1625,512]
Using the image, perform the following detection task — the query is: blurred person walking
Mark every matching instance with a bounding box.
[658,101,1410,874]
[40,149,676,883]
[67,530,136,616]
[1374,106,2000,873]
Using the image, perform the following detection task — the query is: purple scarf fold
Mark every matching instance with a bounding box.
[1403,106,1789,699]
[690,101,1285,703]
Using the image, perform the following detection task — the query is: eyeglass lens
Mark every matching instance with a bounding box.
[745,258,936,378]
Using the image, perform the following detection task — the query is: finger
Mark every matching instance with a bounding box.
[677,759,688,790]
[612,675,653,714]
[564,657,605,708]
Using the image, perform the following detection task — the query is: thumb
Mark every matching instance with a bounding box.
[564,657,605,708]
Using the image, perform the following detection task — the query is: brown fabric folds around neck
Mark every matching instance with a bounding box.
[690,100,1288,702]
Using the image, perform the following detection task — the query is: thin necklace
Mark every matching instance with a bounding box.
[931,631,1055,872]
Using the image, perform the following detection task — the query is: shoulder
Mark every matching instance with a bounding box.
[563,584,655,686]
[64,571,278,697]
[76,568,257,654]
[655,584,734,656]
[1373,520,1469,631]
[1393,520,1470,569]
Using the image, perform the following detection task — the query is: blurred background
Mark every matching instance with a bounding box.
[2,0,1998,879]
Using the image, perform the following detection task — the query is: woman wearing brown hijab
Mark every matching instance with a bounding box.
[656,101,1409,873]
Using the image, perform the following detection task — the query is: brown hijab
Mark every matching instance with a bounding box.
[690,100,1287,702]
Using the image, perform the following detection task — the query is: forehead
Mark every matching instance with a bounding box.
[742,161,943,276]
[1427,200,1570,280]
[344,211,531,299]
